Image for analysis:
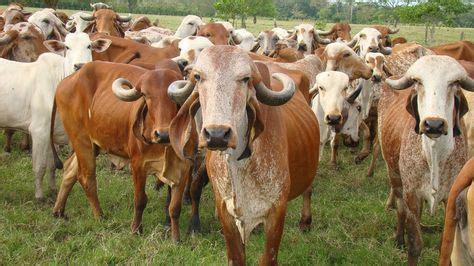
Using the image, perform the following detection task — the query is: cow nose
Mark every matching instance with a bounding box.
[74,63,85,71]
[372,74,382,83]
[154,130,170,144]
[325,114,342,125]
[297,43,307,52]
[369,46,379,52]
[203,127,232,150]
[263,50,270,56]
[423,119,446,138]
[176,58,188,72]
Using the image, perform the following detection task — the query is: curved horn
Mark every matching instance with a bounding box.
[346,83,363,104]
[65,21,75,31]
[388,27,399,34]
[112,78,143,101]
[314,32,331,45]
[460,76,474,92]
[379,42,392,55]
[117,15,132,23]
[345,36,358,48]
[168,80,195,105]
[57,24,70,37]
[255,73,295,106]
[386,76,414,90]
[80,14,95,21]
[0,31,16,46]
[316,29,334,36]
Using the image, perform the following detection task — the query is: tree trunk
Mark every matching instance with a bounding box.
[348,0,353,22]
[429,24,435,45]
[424,24,429,45]
[273,18,277,28]
[253,15,257,24]
[241,15,246,28]
[43,0,58,9]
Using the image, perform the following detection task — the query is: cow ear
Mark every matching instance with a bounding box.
[169,92,200,161]
[132,98,153,145]
[406,92,420,134]
[238,96,264,160]
[454,92,469,137]
[92,38,112,53]
[43,40,65,54]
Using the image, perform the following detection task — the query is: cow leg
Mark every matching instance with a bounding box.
[330,133,340,169]
[189,167,208,234]
[299,186,312,232]
[53,154,78,218]
[20,132,30,151]
[164,186,171,227]
[405,191,423,266]
[130,160,147,234]
[394,196,406,248]
[355,121,371,164]
[215,195,245,265]
[183,177,192,205]
[367,135,379,177]
[168,169,190,242]
[260,201,287,266]
[30,129,50,201]
[46,153,57,199]
[3,129,13,153]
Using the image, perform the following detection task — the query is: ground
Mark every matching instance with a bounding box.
[0,9,468,265]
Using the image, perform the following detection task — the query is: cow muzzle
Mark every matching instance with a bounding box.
[154,130,170,144]
[421,118,448,138]
[371,74,382,83]
[202,126,234,151]
[297,42,307,52]
[368,46,379,53]
[325,114,342,126]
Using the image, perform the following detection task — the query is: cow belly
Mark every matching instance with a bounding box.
[0,86,31,130]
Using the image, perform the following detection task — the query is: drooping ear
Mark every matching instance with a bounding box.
[169,92,200,161]
[83,22,96,34]
[92,38,112,53]
[114,21,125,38]
[43,39,65,54]
[238,96,264,160]
[406,91,420,134]
[454,92,469,137]
[132,98,152,144]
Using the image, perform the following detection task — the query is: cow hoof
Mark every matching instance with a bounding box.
[183,194,192,205]
[330,163,338,171]
[420,223,442,233]
[154,181,164,191]
[394,235,405,249]
[53,211,68,220]
[188,218,201,234]
[299,215,312,232]
[367,169,374,177]
[354,153,369,164]
[131,224,143,235]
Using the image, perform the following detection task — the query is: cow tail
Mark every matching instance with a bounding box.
[50,97,63,170]
[439,159,474,266]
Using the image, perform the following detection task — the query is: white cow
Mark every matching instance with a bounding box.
[346,27,392,58]
[174,15,203,38]
[0,32,111,201]
[28,9,69,40]
[172,36,213,69]
[272,27,290,39]
[292,23,331,55]
[232,28,255,51]
[310,71,363,163]
[66,12,92,33]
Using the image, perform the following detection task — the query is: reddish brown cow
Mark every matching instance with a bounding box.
[371,25,399,47]
[52,61,199,241]
[91,33,178,68]
[197,22,230,45]
[167,45,319,265]
[81,9,132,37]
[439,158,474,266]
[392,37,407,46]
[430,40,474,61]
[129,16,152,31]
[318,22,352,41]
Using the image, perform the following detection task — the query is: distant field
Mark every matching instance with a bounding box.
[0,5,470,266]
[1,5,472,45]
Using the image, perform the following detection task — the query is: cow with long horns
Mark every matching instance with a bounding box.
[346,27,392,58]
[379,55,474,265]
[290,23,331,55]
[81,9,132,37]
[167,45,319,265]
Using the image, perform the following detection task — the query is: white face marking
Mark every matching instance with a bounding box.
[61,33,99,76]
[316,71,349,118]
[324,42,358,77]
[354,28,382,58]
[174,36,213,64]
[295,24,315,55]
[28,9,63,39]
[175,15,203,38]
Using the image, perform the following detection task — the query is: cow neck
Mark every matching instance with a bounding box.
[421,129,455,215]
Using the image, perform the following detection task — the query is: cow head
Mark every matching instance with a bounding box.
[0,22,48,62]
[387,55,474,139]
[255,30,280,56]
[172,36,213,72]
[167,46,295,160]
[28,9,70,41]
[318,22,352,41]
[175,15,203,39]
[81,9,131,37]
[90,2,112,11]
[347,28,392,58]
[321,42,372,80]
[2,6,29,28]
[371,25,399,47]
[130,16,152,31]
[311,71,363,138]
[384,42,434,77]
[66,12,93,33]
[44,32,111,75]
[197,23,231,45]
[290,24,331,55]
[365,52,385,83]
[112,68,183,144]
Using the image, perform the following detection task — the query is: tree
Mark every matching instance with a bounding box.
[396,0,470,45]
[214,0,276,28]
[43,0,58,9]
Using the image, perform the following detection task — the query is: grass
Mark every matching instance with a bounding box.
[0,131,445,265]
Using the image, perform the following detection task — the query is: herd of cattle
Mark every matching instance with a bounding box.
[0,2,473,265]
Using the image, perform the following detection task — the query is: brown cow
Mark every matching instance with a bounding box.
[81,9,132,37]
[167,45,319,265]
[52,61,198,241]
[91,33,179,68]
[430,40,474,62]
[197,22,231,45]
[129,16,152,31]
[379,55,473,265]
[1,22,48,153]
[392,37,407,46]
[1,3,30,30]
[439,158,474,266]
[371,25,399,47]
[317,22,352,41]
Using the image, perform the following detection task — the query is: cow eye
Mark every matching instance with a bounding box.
[319,86,325,91]
[357,106,362,112]
[187,22,194,26]
[22,35,32,40]
[65,46,70,50]
[241,77,250,83]
[366,60,370,63]
[87,45,91,49]
[360,34,366,38]
[205,33,211,37]
[42,19,50,24]
[344,53,351,57]
[194,74,201,81]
